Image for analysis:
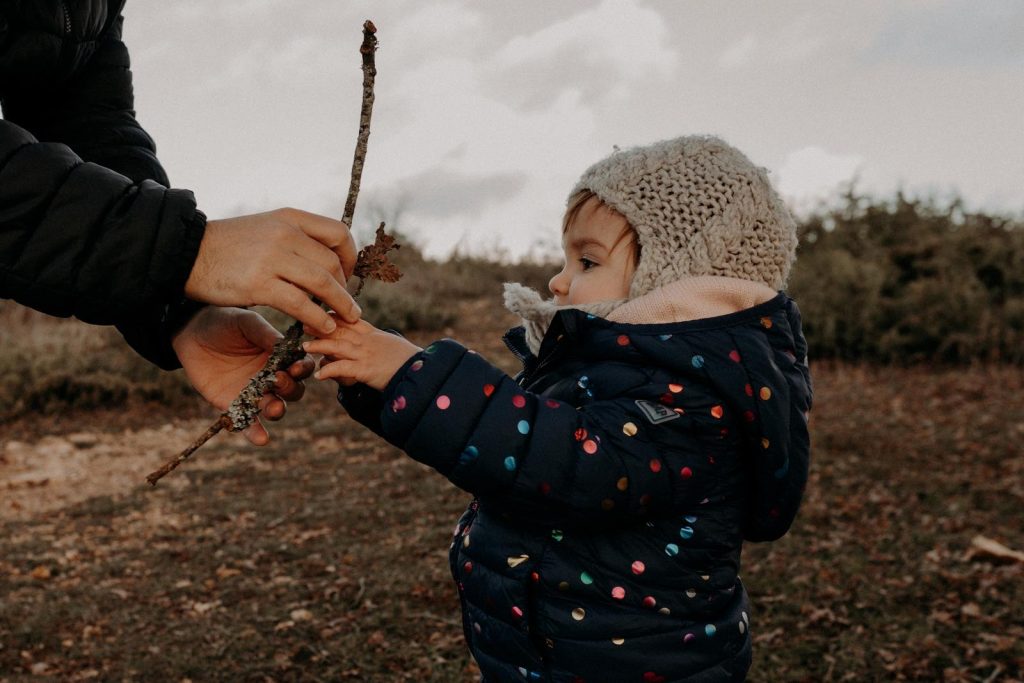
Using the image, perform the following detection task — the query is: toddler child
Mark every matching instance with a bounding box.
[305,135,812,682]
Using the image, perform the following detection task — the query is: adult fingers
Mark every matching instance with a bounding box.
[307,314,375,336]
[261,392,287,422]
[277,258,361,324]
[280,208,359,278]
[263,280,338,335]
[291,235,347,288]
[236,310,283,352]
[242,418,270,446]
[271,370,306,402]
[287,357,316,381]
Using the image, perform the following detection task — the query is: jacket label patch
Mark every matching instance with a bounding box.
[635,400,680,425]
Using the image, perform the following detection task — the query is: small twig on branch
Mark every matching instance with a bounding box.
[147,18,393,487]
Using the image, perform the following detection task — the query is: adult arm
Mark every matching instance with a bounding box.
[0,13,360,369]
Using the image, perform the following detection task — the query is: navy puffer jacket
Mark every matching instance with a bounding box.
[0,0,206,368]
[340,293,812,682]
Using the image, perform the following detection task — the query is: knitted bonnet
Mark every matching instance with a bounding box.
[570,135,798,297]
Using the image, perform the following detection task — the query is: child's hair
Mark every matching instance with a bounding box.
[562,189,642,269]
[567,136,798,298]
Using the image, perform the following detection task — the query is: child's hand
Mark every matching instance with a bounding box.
[303,315,422,391]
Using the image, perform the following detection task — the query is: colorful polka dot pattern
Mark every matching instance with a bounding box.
[350,296,811,682]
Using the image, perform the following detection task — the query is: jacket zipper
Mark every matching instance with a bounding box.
[60,2,72,35]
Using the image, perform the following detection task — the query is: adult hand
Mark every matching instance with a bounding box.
[184,208,360,335]
[171,306,315,445]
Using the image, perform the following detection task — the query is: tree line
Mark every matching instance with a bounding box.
[788,191,1024,364]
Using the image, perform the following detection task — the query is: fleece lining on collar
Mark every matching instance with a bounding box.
[607,275,776,324]
[503,276,777,355]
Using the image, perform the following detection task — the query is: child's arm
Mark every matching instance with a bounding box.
[303,318,423,438]
[309,318,809,537]
[307,320,714,529]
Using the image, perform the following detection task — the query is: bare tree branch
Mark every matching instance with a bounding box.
[147,19,386,486]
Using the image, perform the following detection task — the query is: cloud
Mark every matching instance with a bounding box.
[776,146,864,206]
[718,16,826,71]
[864,0,1024,68]
[487,0,679,110]
[720,35,757,69]
[493,0,675,77]
[125,1,1024,261]
[387,169,530,219]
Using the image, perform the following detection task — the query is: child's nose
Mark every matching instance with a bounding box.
[549,269,568,297]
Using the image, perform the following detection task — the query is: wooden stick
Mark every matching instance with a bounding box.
[343,20,378,228]
[146,415,232,485]
[147,19,382,486]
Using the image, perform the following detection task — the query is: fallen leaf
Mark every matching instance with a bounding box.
[968,535,1024,563]
[215,565,241,580]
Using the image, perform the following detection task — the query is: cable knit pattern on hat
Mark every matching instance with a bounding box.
[570,135,798,296]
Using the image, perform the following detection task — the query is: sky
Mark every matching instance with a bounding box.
[124,0,1024,259]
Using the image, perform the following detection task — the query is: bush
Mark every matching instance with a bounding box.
[790,192,1024,364]
[356,235,554,331]
[0,305,195,423]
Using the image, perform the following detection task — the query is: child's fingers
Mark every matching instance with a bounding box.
[315,358,360,382]
[302,314,375,340]
[303,337,360,358]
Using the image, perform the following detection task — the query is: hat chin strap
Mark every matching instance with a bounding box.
[503,283,625,356]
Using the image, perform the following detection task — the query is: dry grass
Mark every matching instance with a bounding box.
[1,254,1022,681]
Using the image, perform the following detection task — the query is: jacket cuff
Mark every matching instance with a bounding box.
[116,296,206,370]
[156,199,207,304]
[337,383,387,437]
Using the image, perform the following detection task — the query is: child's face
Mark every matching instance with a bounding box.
[549,197,636,306]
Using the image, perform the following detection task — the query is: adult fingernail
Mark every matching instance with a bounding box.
[302,342,310,351]
[323,319,337,333]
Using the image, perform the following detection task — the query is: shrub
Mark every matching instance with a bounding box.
[790,192,1024,364]
[0,305,195,423]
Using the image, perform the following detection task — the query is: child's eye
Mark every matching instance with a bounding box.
[579,257,597,271]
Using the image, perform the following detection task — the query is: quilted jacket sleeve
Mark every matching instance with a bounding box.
[0,14,206,368]
[733,299,812,542]
[342,339,718,529]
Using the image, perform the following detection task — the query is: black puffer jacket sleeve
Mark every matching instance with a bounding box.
[0,11,206,368]
[345,339,707,530]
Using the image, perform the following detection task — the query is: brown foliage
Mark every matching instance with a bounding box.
[353,223,403,292]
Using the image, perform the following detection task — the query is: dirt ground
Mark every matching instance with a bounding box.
[2,309,1023,681]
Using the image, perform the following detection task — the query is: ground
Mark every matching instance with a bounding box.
[1,301,1022,682]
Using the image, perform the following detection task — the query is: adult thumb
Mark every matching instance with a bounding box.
[237,310,283,352]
